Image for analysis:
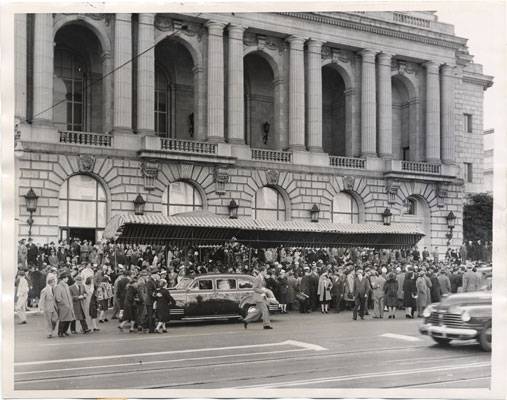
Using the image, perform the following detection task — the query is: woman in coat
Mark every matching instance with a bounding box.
[277,270,289,313]
[287,271,298,311]
[416,272,429,317]
[403,270,417,318]
[119,276,139,333]
[317,272,333,313]
[384,272,399,319]
[154,279,176,333]
[88,283,100,332]
[53,273,75,337]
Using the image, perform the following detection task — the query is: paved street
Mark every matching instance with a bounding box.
[14,310,491,390]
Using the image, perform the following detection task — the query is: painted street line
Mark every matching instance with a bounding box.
[234,361,491,388]
[380,333,422,342]
[15,339,326,367]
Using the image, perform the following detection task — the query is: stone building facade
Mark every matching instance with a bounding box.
[14,11,493,252]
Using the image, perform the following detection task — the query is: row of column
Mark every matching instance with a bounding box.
[26,14,456,165]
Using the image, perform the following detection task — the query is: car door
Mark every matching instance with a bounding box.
[213,278,239,315]
[185,278,215,316]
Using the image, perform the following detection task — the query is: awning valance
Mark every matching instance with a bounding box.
[102,214,424,249]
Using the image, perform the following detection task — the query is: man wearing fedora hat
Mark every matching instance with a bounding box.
[54,273,75,337]
[69,275,91,334]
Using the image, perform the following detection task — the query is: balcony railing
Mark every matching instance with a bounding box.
[251,148,292,163]
[393,12,431,28]
[59,130,112,147]
[160,138,217,155]
[401,161,441,174]
[329,156,365,169]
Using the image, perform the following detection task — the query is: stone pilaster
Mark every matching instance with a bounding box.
[137,13,155,135]
[307,39,324,152]
[287,36,306,151]
[113,14,132,133]
[32,14,53,125]
[227,24,245,144]
[441,64,456,164]
[15,13,27,121]
[359,49,377,157]
[206,21,225,143]
[377,52,393,159]
[424,61,441,163]
[102,51,113,133]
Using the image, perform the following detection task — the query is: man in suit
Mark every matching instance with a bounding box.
[69,275,91,334]
[54,273,76,337]
[462,264,481,292]
[353,269,371,320]
[143,268,158,333]
[38,277,59,338]
[243,266,273,329]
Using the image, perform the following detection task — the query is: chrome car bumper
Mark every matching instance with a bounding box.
[419,323,478,340]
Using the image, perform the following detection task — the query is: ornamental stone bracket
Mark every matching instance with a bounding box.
[214,167,229,195]
[436,183,449,208]
[321,46,350,63]
[385,179,401,205]
[265,169,280,186]
[155,15,203,41]
[141,160,160,190]
[79,155,96,173]
[343,175,355,191]
[243,32,286,54]
[391,59,417,75]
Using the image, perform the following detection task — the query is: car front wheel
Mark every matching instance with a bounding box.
[479,322,492,352]
[432,337,452,346]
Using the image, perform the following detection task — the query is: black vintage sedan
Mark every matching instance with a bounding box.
[167,273,279,322]
[418,290,492,351]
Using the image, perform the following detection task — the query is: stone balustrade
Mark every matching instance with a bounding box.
[329,156,366,169]
[251,148,292,163]
[160,137,217,154]
[393,12,431,28]
[401,160,441,174]
[59,130,113,147]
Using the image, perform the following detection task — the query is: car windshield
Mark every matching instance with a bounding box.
[174,278,193,290]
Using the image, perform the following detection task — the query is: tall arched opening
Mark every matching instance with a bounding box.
[322,65,346,156]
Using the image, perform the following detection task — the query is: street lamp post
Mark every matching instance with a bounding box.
[133,194,146,215]
[228,199,239,219]
[446,211,456,246]
[24,188,38,239]
[310,204,320,223]
[382,207,392,226]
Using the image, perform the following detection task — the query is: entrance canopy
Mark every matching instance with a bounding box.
[103,213,424,249]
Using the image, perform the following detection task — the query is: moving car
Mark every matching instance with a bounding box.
[167,273,279,321]
[419,290,492,351]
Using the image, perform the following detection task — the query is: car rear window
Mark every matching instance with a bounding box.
[238,278,254,289]
[217,279,236,290]
[190,279,213,290]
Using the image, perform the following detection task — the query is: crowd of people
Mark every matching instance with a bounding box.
[14,236,492,338]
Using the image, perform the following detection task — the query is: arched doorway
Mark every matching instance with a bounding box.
[58,174,107,242]
[155,39,195,139]
[322,65,346,156]
[398,195,431,250]
[162,181,204,216]
[53,24,104,132]
[253,186,286,220]
[392,75,418,161]
[244,52,276,149]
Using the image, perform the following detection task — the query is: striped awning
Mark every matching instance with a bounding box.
[102,213,424,249]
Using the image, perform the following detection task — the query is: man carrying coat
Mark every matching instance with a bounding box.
[69,275,91,334]
[353,269,371,320]
[54,273,76,337]
[38,277,59,338]
[242,266,274,329]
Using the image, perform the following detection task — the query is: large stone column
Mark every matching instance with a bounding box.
[32,14,53,125]
[113,13,132,133]
[102,51,113,133]
[287,36,306,151]
[206,21,225,143]
[377,52,393,159]
[15,13,27,121]
[136,13,155,135]
[441,64,456,164]
[307,39,323,152]
[227,24,245,144]
[193,65,206,141]
[424,61,441,163]
[359,49,377,157]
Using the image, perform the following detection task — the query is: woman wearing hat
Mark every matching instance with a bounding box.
[154,279,176,333]
[317,271,333,314]
[384,272,399,319]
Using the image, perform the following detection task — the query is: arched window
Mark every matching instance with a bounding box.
[58,174,107,242]
[54,48,88,131]
[332,192,359,223]
[253,186,285,220]
[406,198,417,215]
[155,65,170,137]
[162,181,203,216]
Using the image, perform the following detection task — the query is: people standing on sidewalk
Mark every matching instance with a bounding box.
[384,272,399,319]
[317,271,332,313]
[403,268,417,318]
[69,275,91,334]
[38,277,59,337]
[54,273,75,337]
[15,268,30,325]
[298,267,312,313]
[277,270,289,313]
[371,270,386,319]
[352,269,371,320]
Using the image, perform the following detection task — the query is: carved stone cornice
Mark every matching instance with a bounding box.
[321,46,351,63]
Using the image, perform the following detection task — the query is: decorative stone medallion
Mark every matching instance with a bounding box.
[79,155,96,173]
[265,169,279,186]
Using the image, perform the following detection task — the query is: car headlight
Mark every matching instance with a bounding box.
[461,310,471,322]
[422,305,434,318]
